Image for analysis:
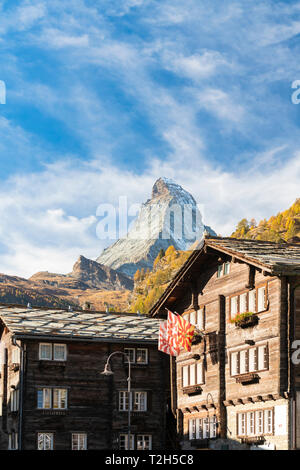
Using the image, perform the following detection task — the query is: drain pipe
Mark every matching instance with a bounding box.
[12,336,25,451]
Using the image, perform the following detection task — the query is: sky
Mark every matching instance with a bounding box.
[0,0,300,277]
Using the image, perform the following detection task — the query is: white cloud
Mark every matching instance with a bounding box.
[0,147,299,278]
[196,88,245,124]
[40,28,89,48]
[163,51,232,81]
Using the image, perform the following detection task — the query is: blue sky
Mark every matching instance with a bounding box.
[0,0,300,276]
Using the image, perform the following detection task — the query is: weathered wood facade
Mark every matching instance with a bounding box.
[0,306,170,450]
[150,236,300,450]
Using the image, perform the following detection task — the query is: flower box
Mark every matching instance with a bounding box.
[182,385,203,396]
[231,312,258,328]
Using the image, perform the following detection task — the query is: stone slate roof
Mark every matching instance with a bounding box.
[0,305,159,343]
[203,237,300,274]
[150,236,300,316]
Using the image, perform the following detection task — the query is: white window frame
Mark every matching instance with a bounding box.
[188,416,217,440]
[37,432,54,450]
[182,362,204,387]
[119,434,134,450]
[124,348,135,364]
[119,391,147,411]
[72,433,87,450]
[8,432,18,450]
[10,389,19,412]
[53,344,67,361]
[39,343,52,361]
[257,286,266,312]
[37,388,52,409]
[136,348,148,364]
[237,409,274,437]
[134,391,147,411]
[136,434,152,450]
[53,388,68,410]
[230,344,268,376]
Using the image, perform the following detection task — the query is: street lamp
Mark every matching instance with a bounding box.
[101,351,131,450]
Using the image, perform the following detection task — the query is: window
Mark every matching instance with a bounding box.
[53,344,67,361]
[8,432,18,450]
[39,343,67,361]
[217,262,230,278]
[39,343,52,360]
[182,362,204,387]
[10,389,19,412]
[37,388,67,410]
[53,389,67,409]
[256,411,263,435]
[248,290,256,312]
[257,286,266,312]
[37,433,54,450]
[124,348,148,364]
[119,391,147,411]
[188,416,217,440]
[119,434,134,450]
[124,348,135,363]
[136,349,148,364]
[134,392,147,411]
[224,262,230,275]
[230,296,238,316]
[72,433,87,450]
[230,344,268,376]
[37,388,52,409]
[137,435,152,450]
[186,308,205,331]
[240,293,247,313]
[229,283,268,318]
[264,409,273,434]
[237,409,274,437]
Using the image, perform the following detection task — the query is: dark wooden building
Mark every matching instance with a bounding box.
[150,236,300,450]
[0,305,169,450]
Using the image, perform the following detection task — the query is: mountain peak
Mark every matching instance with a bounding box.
[96,177,216,277]
[152,177,176,198]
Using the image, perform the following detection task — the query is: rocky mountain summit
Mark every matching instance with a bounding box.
[97,177,215,277]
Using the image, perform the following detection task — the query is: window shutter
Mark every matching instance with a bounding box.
[190,311,196,326]
[197,308,205,330]
[248,290,256,313]
[231,352,238,376]
[258,346,266,370]
[189,420,194,440]
[240,293,247,313]
[196,362,203,384]
[182,365,189,387]
[249,348,256,372]
[257,286,266,312]
[240,350,247,374]
[231,296,238,316]
[189,364,196,386]
[237,351,240,375]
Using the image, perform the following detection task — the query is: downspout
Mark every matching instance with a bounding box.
[12,337,25,451]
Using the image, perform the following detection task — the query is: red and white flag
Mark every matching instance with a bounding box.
[158,320,170,355]
[158,310,195,356]
[167,310,180,355]
[158,312,180,356]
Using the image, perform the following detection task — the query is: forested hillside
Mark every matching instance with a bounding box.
[130,246,191,314]
[231,198,300,243]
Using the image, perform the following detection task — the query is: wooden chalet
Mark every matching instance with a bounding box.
[150,236,300,450]
[0,305,170,450]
